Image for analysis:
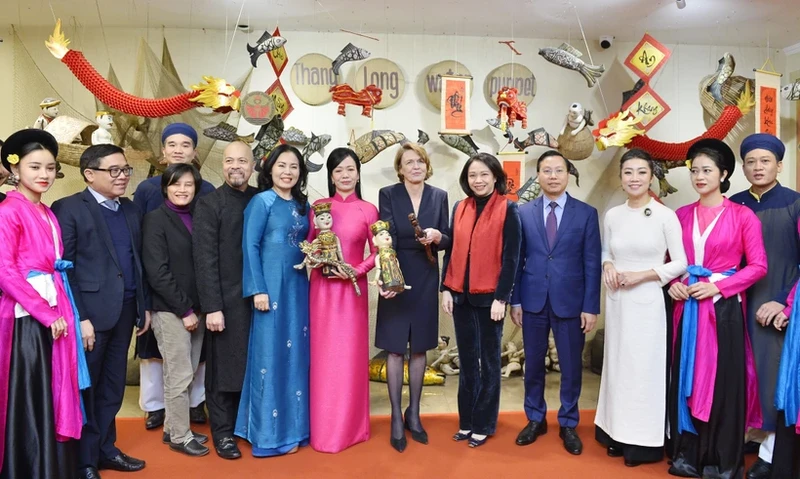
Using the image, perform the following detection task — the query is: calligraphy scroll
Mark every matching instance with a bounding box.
[499,151,524,202]
[620,85,671,132]
[624,34,672,82]
[267,79,294,119]
[440,74,472,135]
[755,68,782,138]
[267,27,288,77]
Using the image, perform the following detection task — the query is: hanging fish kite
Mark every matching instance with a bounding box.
[247,30,288,68]
[302,133,332,172]
[331,43,371,76]
[538,43,605,88]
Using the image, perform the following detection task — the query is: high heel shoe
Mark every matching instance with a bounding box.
[403,411,429,445]
[390,434,407,453]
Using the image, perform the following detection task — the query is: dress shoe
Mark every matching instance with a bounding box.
[77,466,101,479]
[452,431,472,442]
[170,438,210,457]
[515,420,548,446]
[607,445,624,457]
[746,458,772,479]
[215,437,242,460]
[390,434,407,453]
[190,402,207,424]
[559,426,583,455]
[145,409,165,430]
[403,411,429,445]
[98,453,146,472]
[468,435,488,448]
[162,430,208,445]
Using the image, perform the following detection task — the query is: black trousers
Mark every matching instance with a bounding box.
[78,299,137,469]
[452,302,503,436]
[206,386,241,442]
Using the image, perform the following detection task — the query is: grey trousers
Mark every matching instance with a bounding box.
[151,311,206,445]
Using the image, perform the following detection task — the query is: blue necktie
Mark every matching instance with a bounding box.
[546,201,558,249]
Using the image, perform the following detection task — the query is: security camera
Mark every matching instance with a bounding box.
[676,0,686,9]
[599,36,614,50]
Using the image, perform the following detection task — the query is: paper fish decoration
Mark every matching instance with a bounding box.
[302,133,332,172]
[247,30,288,68]
[350,130,408,164]
[706,53,735,102]
[281,126,310,146]
[417,130,430,145]
[781,79,800,101]
[332,43,371,75]
[538,43,605,88]
[203,122,255,143]
[252,115,284,165]
[439,134,479,157]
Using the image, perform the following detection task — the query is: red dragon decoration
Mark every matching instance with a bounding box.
[45,20,240,118]
[593,83,754,196]
[496,86,528,130]
[329,84,383,117]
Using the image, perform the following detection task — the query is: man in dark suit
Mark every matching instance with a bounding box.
[510,150,601,456]
[52,144,150,479]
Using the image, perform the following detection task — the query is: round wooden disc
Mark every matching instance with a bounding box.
[290,53,340,106]
[483,63,536,108]
[423,60,472,109]
[354,58,406,110]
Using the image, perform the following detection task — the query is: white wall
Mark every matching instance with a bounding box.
[1,24,796,356]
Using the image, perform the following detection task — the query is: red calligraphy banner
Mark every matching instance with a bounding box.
[759,86,777,135]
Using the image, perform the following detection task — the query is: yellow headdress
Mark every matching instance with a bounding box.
[370,220,390,236]
[312,202,332,215]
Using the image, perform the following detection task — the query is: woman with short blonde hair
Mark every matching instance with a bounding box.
[377,142,449,452]
[393,143,433,183]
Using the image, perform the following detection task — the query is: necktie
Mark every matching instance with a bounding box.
[546,201,558,249]
[103,199,119,212]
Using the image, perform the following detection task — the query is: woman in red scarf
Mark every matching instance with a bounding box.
[441,153,521,448]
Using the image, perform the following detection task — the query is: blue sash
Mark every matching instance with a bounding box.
[29,260,91,424]
[775,274,800,427]
[677,265,736,435]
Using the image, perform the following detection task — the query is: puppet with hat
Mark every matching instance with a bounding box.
[370,220,411,294]
[33,97,61,130]
[295,202,361,295]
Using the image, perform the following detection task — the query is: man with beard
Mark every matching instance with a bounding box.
[134,123,215,431]
[192,141,258,459]
[729,133,800,479]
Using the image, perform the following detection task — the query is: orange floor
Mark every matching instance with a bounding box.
[103,410,756,478]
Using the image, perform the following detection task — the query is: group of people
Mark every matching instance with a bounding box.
[594,134,800,479]
[0,118,799,479]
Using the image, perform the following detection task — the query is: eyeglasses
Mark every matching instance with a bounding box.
[90,166,134,178]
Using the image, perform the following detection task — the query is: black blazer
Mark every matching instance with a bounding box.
[51,188,149,331]
[142,204,199,317]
